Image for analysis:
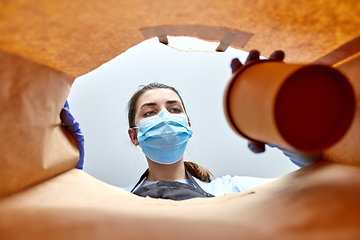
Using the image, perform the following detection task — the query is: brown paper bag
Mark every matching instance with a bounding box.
[1,1,360,239]
[0,50,78,197]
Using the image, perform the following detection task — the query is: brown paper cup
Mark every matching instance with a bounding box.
[224,60,356,152]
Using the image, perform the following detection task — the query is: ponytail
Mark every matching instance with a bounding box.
[184,161,213,183]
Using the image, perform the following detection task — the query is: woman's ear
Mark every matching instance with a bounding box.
[128,128,139,146]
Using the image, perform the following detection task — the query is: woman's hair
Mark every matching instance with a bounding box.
[184,161,213,183]
[127,82,213,182]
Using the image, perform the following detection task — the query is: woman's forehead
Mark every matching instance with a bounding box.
[137,89,182,107]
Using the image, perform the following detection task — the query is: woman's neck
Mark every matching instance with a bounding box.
[146,158,187,182]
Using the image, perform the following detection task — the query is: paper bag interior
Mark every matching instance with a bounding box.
[1,0,360,239]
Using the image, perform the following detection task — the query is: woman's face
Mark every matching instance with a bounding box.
[128,88,188,146]
[134,88,187,126]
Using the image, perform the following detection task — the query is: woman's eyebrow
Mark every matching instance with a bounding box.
[140,102,157,109]
[166,100,181,105]
[140,100,181,109]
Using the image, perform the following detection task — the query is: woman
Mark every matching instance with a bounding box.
[124,82,322,200]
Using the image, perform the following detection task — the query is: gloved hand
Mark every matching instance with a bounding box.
[60,100,84,169]
[231,50,323,167]
[267,144,323,168]
[231,50,285,153]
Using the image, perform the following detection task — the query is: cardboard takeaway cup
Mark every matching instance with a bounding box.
[224,60,356,152]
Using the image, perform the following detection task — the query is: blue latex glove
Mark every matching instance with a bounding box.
[60,100,84,169]
[267,144,323,168]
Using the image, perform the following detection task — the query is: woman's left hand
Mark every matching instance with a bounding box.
[230,50,323,167]
[231,50,285,153]
[60,100,85,169]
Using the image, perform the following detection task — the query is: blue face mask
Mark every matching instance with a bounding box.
[135,108,193,165]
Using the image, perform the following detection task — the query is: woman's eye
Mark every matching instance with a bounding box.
[144,111,156,117]
[170,108,181,113]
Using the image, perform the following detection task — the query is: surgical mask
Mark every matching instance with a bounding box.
[135,108,193,165]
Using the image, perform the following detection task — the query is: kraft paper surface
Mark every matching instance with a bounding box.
[0,0,359,77]
[1,162,360,239]
[1,0,360,239]
[0,50,77,197]
[324,54,360,165]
